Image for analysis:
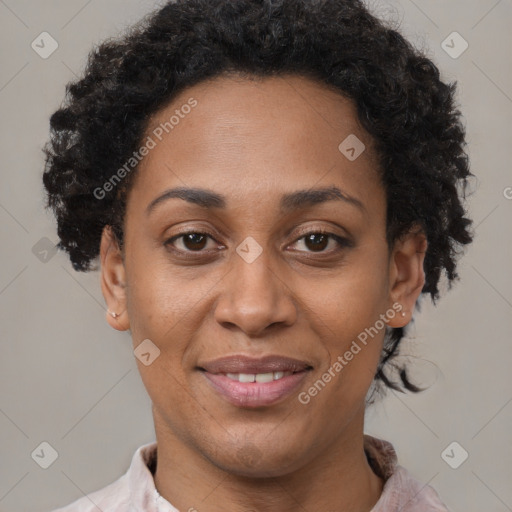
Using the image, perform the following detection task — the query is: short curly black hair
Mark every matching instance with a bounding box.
[42,0,473,395]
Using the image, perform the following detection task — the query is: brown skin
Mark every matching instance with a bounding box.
[100,73,427,512]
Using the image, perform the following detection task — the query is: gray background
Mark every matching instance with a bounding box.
[0,0,511,511]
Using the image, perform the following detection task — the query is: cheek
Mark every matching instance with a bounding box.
[124,252,225,388]
[124,262,206,418]
[125,250,201,338]
[305,253,390,396]
[312,248,390,330]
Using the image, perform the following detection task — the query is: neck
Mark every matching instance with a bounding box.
[152,411,383,512]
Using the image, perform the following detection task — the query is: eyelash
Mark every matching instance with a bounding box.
[164,228,352,257]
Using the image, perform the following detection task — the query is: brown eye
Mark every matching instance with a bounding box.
[165,231,216,252]
[290,231,351,254]
[303,233,329,252]
[182,233,208,251]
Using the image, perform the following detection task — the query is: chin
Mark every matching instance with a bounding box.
[204,440,306,478]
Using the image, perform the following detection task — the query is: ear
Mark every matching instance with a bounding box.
[386,225,427,328]
[100,225,130,331]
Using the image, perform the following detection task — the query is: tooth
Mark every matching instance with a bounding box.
[255,372,274,383]
[223,371,294,383]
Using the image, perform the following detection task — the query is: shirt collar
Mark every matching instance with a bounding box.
[363,434,398,481]
[127,441,174,511]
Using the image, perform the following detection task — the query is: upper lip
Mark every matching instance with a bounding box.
[199,355,313,374]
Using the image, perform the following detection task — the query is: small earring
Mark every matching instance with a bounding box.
[107,309,119,319]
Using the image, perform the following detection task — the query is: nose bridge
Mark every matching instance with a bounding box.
[214,240,296,335]
[234,244,276,301]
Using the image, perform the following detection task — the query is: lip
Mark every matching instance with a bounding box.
[198,354,312,374]
[201,370,310,408]
[198,355,313,408]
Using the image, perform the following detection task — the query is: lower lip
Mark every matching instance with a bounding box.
[201,370,310,408]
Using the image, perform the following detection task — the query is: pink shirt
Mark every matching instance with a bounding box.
[52,435,450,511]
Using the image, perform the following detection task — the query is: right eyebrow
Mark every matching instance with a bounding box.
[146,187,226,216]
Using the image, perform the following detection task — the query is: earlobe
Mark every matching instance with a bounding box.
[100,225,130,331]
[386,226,427,328]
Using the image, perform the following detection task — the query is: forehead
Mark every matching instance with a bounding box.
[147,72,368,151]
[128,73,382,215]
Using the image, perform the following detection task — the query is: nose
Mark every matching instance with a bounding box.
[213,245,297,337]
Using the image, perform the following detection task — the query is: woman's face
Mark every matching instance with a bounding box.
[101,73,423,477]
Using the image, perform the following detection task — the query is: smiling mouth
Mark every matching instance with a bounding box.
[196,354,313,407]
[199,367,312,408]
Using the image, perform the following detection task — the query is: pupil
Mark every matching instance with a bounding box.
[185,233,206,250]
[306,234,327,251]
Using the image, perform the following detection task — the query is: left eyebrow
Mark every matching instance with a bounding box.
[279,185,366,214]
[145,185,366,216]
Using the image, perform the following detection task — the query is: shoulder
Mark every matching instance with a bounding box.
[50,474,130,512]
[49,442,158,512]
